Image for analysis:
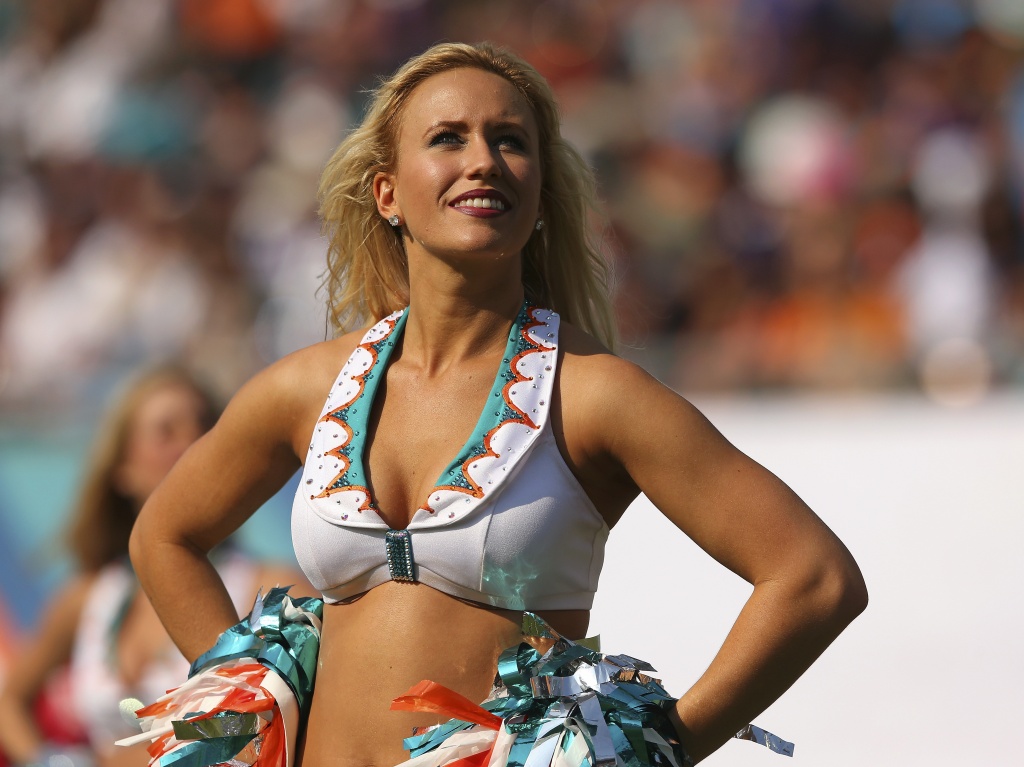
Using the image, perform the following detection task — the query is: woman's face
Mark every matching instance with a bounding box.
[116,383,208,505]
[376,67,543,264]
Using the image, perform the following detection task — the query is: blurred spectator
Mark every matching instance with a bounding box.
[897,128,997,404]
[0,366,309,767]
[0,0,1020,411]
[1,166,213,403]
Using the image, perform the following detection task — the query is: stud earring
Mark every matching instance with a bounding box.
[535,219,544,231]
[388,215,400,227]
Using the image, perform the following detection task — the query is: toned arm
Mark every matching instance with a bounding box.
[129,344,340,661]
[570,351,867,763]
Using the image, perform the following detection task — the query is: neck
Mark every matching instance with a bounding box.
[402,253,525,374]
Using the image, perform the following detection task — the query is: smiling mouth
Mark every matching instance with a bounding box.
[449,190,511,214]
[453,196,507,211]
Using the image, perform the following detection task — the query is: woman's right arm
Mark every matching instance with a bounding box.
[129,349,328,662]
[0,577,91,764]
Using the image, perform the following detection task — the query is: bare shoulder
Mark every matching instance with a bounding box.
[248,330,364,412]
[23,572,98,658]
[221,330,366,454]
[48,572,98,628]
[556,321,730,482]
[0,573,102,700]
[557,322,687,422]
[558,322,635,382]
[552,322,709,524]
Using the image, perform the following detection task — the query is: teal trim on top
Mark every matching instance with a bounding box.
[434,302,532,491]
[328,309,408,497]
[339,303,531,505]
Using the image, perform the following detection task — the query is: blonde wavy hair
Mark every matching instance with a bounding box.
[317,41,616,348]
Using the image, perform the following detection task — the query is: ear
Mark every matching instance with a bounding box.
[373,172,400,222]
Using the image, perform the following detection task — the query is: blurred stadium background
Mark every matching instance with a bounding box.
[0,0,1021,765]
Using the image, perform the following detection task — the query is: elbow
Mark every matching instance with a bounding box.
[835,566,868,626]
[815,553,868,629]
[777,546,867,634]
[127,513,149,578]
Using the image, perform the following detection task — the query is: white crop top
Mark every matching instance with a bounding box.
[291,305,609,611]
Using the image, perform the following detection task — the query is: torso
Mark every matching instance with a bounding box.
[366,348,505,529]
[286,306,640,767]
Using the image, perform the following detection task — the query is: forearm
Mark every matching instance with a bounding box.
[0,693,43,764]
[672,566,867,762]
[129,533,241,663]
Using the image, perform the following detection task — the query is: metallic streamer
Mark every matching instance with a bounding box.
[734,724,795,757]
[120,588,323,767]
[398,612,795,767]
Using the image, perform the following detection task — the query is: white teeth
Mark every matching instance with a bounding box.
[456,197,506,211]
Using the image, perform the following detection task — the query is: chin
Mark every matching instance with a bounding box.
[430,235,524,261]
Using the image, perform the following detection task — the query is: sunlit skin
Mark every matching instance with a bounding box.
[131,63,866,767]
[310,69,562,765]
[374,67,543,277]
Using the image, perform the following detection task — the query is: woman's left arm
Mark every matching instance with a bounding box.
[577,356,868,763]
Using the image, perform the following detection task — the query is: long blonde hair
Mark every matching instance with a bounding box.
[317,42,616,347]
[65,366,218,572]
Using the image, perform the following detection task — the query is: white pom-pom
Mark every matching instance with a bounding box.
[119,697,145,730]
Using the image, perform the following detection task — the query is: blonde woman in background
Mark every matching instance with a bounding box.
[0,367,306,767]
[130,43,867,767]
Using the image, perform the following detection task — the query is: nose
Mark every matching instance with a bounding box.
[465,135,501,179]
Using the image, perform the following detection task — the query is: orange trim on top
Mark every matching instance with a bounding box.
[429,307,555,500]
[314,313,402,502]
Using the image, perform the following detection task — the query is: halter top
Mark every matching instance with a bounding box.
[290,304,609,611]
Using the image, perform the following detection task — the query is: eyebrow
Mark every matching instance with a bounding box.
[422,119,530,137]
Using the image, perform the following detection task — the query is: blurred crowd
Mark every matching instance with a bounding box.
[1,0,1023,417]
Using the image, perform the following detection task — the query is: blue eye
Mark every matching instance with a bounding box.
[429,131,462,147]
[497,134,525,150]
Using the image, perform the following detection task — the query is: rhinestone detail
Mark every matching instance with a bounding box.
[385,529,415,583]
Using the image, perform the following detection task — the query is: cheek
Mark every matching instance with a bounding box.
[172,419,205,453]
[510,157,542,201]
[396,157,456,208]
[141,427,200,469]
[138,441,177,471]
[424,164,455,202]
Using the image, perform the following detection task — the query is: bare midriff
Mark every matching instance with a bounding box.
[297,582,589,767]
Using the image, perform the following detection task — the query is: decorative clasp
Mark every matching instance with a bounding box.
[385,529,415,582]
